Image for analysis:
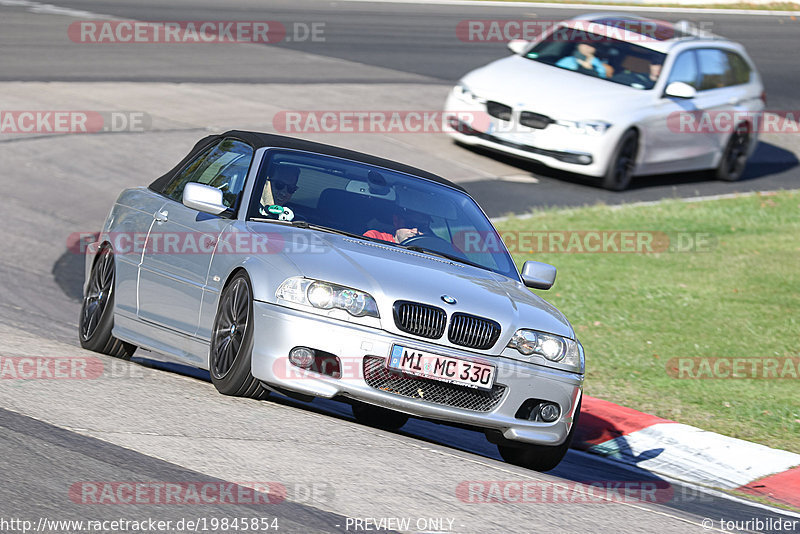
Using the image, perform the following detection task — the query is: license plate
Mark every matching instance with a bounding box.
[494,129,532,145]
[388,345,495,390]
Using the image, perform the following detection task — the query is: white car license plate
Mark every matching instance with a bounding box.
[388,345,495,390]
[493,128,533,146]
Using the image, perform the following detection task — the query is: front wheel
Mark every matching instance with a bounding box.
[497,398,581,472]
[209,272,269,400]
[715,123,750,181]
[602,130,638,191]
[79,247,136,359]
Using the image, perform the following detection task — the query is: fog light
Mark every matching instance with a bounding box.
[539,403,560,422]
[289,347,315,369]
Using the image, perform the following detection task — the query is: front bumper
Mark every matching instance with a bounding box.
[251,301,583,447]
[444,91,617,178]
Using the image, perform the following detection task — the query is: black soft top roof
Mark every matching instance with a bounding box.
[149,130,466,195]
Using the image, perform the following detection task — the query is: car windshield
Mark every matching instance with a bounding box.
[247,149,519,280]
[524,28,667,90]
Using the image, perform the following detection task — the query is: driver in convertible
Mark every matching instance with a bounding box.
[260,165,299,207]
[258,165,300,220]
[364,208,430,243]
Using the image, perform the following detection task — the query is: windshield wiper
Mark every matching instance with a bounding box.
[292,222,364,239]
[403,245,489,271]
[250,217,293,225]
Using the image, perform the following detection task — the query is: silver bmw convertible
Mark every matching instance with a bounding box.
[80,131,584,471]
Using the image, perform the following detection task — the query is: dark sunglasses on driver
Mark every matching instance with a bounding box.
[271,180,298,194]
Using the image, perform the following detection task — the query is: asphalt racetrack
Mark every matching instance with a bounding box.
[0,1,799,532]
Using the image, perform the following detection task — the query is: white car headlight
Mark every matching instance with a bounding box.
[507,329,584,373]
[555,119,612,136]
[453,83,485,104]
[276,277,379,318]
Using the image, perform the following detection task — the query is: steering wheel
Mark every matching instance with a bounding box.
[399,234,459,255]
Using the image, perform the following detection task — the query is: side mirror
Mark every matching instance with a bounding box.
[521,260,556,290]
[182,182,227,215]
[664,81,697,99]
[507,39,528,55]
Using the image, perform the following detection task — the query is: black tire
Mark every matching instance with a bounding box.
[602,130,638,191]
[209,272,269,400]
[715,123,750,182]
[79,247,136,359]
[351,402,410,431]
[497,398,581,472]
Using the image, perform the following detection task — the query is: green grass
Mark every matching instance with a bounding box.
[478,0,800,11]
[495,191,800,453]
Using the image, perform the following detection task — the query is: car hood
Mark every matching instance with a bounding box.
[251,225,574,340]
[461,55,655,121]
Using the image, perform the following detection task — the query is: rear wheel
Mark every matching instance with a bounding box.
[715,123,750,181]
[497,398,581,472]
[602,130,638,191]
[79,247,136,359]
[351,402,410,431]
[209,272,269,399]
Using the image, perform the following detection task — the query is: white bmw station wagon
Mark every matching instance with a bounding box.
[445,14,765,190]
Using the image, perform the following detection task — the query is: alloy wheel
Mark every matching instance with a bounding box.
[80,250,114,341]
[211,278,250,379]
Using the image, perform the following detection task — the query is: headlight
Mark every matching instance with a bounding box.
[276,277,379,318]
[555,119,612,136]
[507,329,584,373]
[453,83,485,104]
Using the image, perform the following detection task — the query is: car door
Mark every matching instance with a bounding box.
[137,138,254,335]
[108,189,171,319]
[639,49,718,174]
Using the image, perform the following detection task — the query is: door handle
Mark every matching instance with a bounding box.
[154,210,168,223]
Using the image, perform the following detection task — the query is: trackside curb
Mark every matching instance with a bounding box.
[572,395,800,509]
[740,467,800,509]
